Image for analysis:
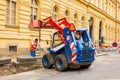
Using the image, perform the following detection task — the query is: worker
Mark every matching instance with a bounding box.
[74,31,83,40]
[30,38,38,57]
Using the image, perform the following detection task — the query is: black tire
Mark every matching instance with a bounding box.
[80,64,91,69]
[55,54,68,71]
[42,54,54,69]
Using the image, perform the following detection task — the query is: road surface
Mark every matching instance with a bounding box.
[1,54,120,80]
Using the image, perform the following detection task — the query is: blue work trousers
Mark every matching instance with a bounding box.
[30,50,36,57]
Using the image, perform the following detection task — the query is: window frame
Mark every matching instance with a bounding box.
[52,6,58,21]
[64,10,69,19]
[52,32,63,48]
[74,13,77,25]
[31,0,38,20]
[6,0,17,25]
[81,16,85,27]
[9,45,17,52]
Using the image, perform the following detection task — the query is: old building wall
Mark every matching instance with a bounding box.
[0,0,120,56]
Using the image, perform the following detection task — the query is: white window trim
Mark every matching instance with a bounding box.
[6,0,17,25]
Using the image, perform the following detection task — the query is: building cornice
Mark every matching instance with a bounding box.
[76,0,120,24]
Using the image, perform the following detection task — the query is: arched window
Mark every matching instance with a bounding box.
[31,0,38,20]
[81,16,85,27]
[112,5,113,16]
[52,6,58,21]
[118,10,119,19]
[108,26,110,40]
[88,17,93,39]
[65,10,69,19]
[118,29,120,41]
[111,27,114,40]
[99,21,102,40]
[109,3,111,13]
[111,27,113,40]
[99,21,102,46]
[105,26,107,41]
[74,13,77,25]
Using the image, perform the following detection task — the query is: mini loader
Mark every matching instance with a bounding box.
[31,17,95,71]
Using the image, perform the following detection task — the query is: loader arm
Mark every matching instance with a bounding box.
[42,16,76,34]
[42,17,64,34]
[42,16,76,44]
[30,16,76,44]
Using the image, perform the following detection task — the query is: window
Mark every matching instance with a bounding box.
[64,10,69,19]
[9,46,17,52]
[106,27,108,41]
[6,0,17,25]
[115,7,116,17]
[118,10,119,19]
[81,16,84,27]
[105,26,107,41]
[52,6,58,21]
[74,31,89,44]
[88,17,93,39]
[112,5,113,16]
[109,3,110,13]
[74,31,83,41]
[98,0,100,7]
[74,13,77,25]
[105,0,108,11]
[102,0,104,9]
[31,0,38,20]
[108,27,110,40]
[99,21,102,46]
[53,32,63,48]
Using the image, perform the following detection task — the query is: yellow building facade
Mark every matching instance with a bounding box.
[0,0,120,56]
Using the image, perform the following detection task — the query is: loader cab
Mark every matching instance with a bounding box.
[74,31,83,41]
[52,31,63,48]
[73,30,91,47]
[47,30,65,54]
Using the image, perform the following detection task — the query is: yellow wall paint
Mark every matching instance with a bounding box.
[0,0,120,55]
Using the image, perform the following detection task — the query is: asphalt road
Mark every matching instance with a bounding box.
[1,54,120,80]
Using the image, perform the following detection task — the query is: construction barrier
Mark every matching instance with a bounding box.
[94,45,120,54]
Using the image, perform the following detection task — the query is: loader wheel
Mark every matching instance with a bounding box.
[80,64,91,69]
[55,54,68,71]
[42,54,54,69]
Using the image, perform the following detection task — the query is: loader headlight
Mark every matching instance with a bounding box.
[85,41,89,47]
